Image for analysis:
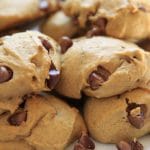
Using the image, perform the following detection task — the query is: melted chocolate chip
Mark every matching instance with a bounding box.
[87,18,107,37]
[59,36,73,54]
[0,66,13,83]
[39,36,52,52]
[138,6,146,12]
[39,0,49,11]
[46,62,60,89]
[8,111,27,126]
[117,140,143,150]
[126,99,147,129]
[74,133,95,150]
[88,65,110,90]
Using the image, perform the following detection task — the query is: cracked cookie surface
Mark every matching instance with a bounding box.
[56,36,150,99]
[0,31,60,99]
[0,94,86,150]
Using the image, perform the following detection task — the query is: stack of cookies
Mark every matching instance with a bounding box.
[0,0,150,150]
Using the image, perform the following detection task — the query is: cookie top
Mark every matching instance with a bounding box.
[0,94,86,150]
[41,11,79,41]
[56,36,150,99]
[0,31,60,99]
[62,0,150,41]
[0,0,59,31]
[84,88,150,143]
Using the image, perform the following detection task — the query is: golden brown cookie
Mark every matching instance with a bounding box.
[41,11,79,41]
[62,0,150,42]
[84,88,150,144]
[0,0,59,31]
[56,36,150,99]
[0,94,86,150]
[0,31,60,99]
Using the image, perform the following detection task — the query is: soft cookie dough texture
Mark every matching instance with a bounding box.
[84,89,150,143]
[56,36,150,99]
[0,0,59,31]
[0,94,86,150]
[42,11,79,41]
[0,31,60,99]
[62,0,150,41]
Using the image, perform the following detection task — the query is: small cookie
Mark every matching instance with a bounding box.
[56,36,150,99]
[84,89,150,144]
[0,0,59,31]
[62,0,150,41]
[0,31,60,99]
[0,94,86,150]
[41,11,79,41]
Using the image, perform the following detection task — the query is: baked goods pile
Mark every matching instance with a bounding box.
[0,0,149,150]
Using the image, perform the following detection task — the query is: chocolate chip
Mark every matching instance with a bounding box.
[138,6,146,12]
[88,65,110,90]
[130,139,144,150]
[87,18,107,37]
[117,140,143,150]
[46,62,60,89]
[74,133,95,150]
[59,36,73,54]
[8,111,27,126]
[126,99,147,129]
[0,66,13,83]
[117,141,131,150]
[39,0,49,11]
[39,36,52,52]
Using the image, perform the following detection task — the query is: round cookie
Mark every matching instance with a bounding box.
[84,88,150,144]
[0,0,59,31]
[41,11,79,41]
[56,36,150,99]
[0,94,86,150]
[62,0,150,42]
[0,31,60,99]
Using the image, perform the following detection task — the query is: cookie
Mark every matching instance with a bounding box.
[62,0,150,41]
[0,94,86,150]
[84,88,150,144]
[41,11,79,41]
[0,0,59,31]
[56,36,150,99]
[0,31,60,99]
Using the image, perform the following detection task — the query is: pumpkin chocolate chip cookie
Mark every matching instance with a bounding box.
[62,0,150,42]
[0,31,60,99]
[56,36,150,99]
[84,89,150,144]
[0,94,86,150]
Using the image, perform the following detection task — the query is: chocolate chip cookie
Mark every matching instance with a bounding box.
[56,36,150,99]
[0,94,86,150]
[0,31,60,99]
[41,11,79,41]
[0,0,59,31]
[62,0,150,42]
[84,88,150,143]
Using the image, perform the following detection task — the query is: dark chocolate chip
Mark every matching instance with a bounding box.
[88,65,110,90]
[46,62,60,89]
[94,18,107,29]
[59,36,73,54]
[138,6,146,12]
[130,140,144,150]
[39,36,52,52]
[39,0,49,11]
[8,111,27,126]
[0,66,13,83]
[87,27,103,37]
[74,133,95,150]
[126,100,147,129]
[117,141,131,150]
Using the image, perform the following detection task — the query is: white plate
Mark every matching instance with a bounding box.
[67,135,150,150]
